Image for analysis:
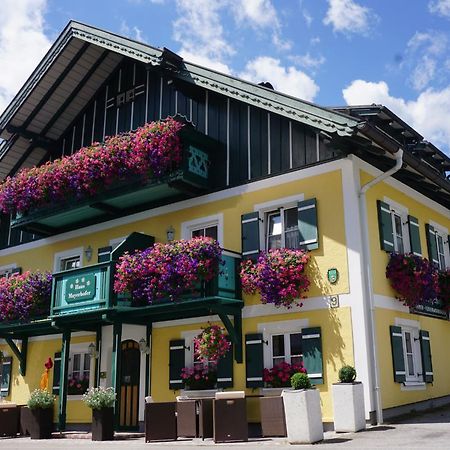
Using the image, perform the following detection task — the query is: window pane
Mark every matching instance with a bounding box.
[73,354,80,372]
[405,332,412,353]
[61,257,80,271]
[268,214,282,236]
[284,208,298,231]
[291,356,302,366]
[268,235,282,249]
[272,335,285,358]
[407,355,415,376]
[272,356,285,366]
[192,229,204,238]
[394,214,404,253]
[205,226,218,240]
[83,353,91,372]
[290,333,302,356]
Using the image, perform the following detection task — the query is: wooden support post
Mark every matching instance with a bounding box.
[5,337,28,376]
[58,330,71,431]
[145,323,152,397]
[234,312,243,363]
[95,327,101,388]
[111,322,122,430]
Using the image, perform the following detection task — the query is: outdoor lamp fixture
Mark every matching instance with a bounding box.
[88,343,99,359]
[139,338,150,355]
[166,226,175,242]
[84,245,93,262]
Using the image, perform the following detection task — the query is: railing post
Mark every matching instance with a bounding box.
[58,329,71,431]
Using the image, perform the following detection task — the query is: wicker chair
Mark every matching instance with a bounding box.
[260,396,287,437]
[0,403,19,437]
[144,402,177,442]
[213,392,248,443]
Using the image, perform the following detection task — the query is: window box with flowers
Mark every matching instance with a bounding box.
[1,118,213,235]
[0,271,52,323]
[114,237,223,305]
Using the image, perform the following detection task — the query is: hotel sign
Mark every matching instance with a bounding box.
[65,274,96,303]
[411,297,448,320]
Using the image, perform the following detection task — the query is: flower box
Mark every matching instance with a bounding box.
[6,119,213,236]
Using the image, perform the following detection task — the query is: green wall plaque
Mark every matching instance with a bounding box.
[65,274,96,302]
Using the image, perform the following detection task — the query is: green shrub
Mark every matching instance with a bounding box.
[338,365,357,383]
[291,372,312,390]
[83,387,116,410]
[27,389,55,409]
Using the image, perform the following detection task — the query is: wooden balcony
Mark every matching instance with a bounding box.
[11,127,215,236]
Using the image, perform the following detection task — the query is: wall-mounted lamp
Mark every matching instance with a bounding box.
[166,226,175,242]
[84,245,93,262]
[88,342,99,359]
[139,338,150,355]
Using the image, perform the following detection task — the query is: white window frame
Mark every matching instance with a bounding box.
[181,214,224,245]
[67,343,94,400]
[180,329,216,370]
[54,247,84,272]
[395,318,425,390]
[254,194,305,252]
[429,220,449,270]
[384,197,410,254]
[0,263,17,278]
[258,319,309,370]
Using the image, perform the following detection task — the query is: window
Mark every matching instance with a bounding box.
[60,256,81,271]
[53,247,83,272]
[181,214,223,244]
[0,265,20,279]
[427,223,449,270]
[266,207,299,250]
[68,351,91,395]
[271,332,302,367]
[392,213,405,253]
[402,327,421,382]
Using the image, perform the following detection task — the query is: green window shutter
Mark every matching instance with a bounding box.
[425,224,439,267]
[389,326,406,383]
[241,212,260,260]
[302,327,323,385]
[97,246,112,263]
[169,339,186,390]
[408,216,422,256]
[245,333,264,388]
[419,330,433,383]
[10,267,22,276]
[52,352,61,395]
[377,200,394,252]
[217,338,233,388]
[0,356,12,397]
[298,198,319,251]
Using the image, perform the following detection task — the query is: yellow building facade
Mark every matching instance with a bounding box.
[0,22,449,431]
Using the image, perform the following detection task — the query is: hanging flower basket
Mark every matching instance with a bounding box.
[385,253,439,307]
[263,361,307,388]
[193,324,231,363]
[181,364,218,390]
[114,237,222,304]
[0,271,52,322]
[438,270,450,310]
[240,249,311,308]
[0,118,184,216]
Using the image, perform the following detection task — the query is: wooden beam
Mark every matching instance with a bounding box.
[4,337,28,376]
[5,126,56,149]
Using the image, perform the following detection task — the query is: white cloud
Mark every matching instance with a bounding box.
[239,56,319,101]
[173,0,234,73]
[120,21,147,42]
[0,0,51,114]
[323,0,374,35]
[405,31,448,90]
[289,53,326,70]
[429,0,450,17]
[180,51,232,74]
[233,0,291,51]
[342,79,450,153]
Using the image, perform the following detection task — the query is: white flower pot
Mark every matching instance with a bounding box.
[332,382,366,432]
[282,388,323,444]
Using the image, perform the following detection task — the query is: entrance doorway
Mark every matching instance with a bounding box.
[119,340,140,429]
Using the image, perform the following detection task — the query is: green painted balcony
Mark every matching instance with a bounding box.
[11,127,215,236]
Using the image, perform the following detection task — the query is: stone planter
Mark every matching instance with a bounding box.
[332,382,365,432]
[261,387,283,397]
[28,408,53,439]
[92,407,114,441]
[282,388,323,444]
[179,389,221,399]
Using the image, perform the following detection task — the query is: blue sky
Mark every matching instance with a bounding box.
[1,0,450,154]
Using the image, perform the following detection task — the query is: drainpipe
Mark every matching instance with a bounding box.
[358,148,403,425]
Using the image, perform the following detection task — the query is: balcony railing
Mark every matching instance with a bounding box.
[10,126,215,236]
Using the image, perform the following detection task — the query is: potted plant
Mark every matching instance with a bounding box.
[27,389,54,439]
[281,372,323,444]
[332,365,365,432]
[83,387,116,441]
[240,248,310,308]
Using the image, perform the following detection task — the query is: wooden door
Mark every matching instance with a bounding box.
[119,340,140,429]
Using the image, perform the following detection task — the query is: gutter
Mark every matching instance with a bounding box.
[358,139,404,425]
